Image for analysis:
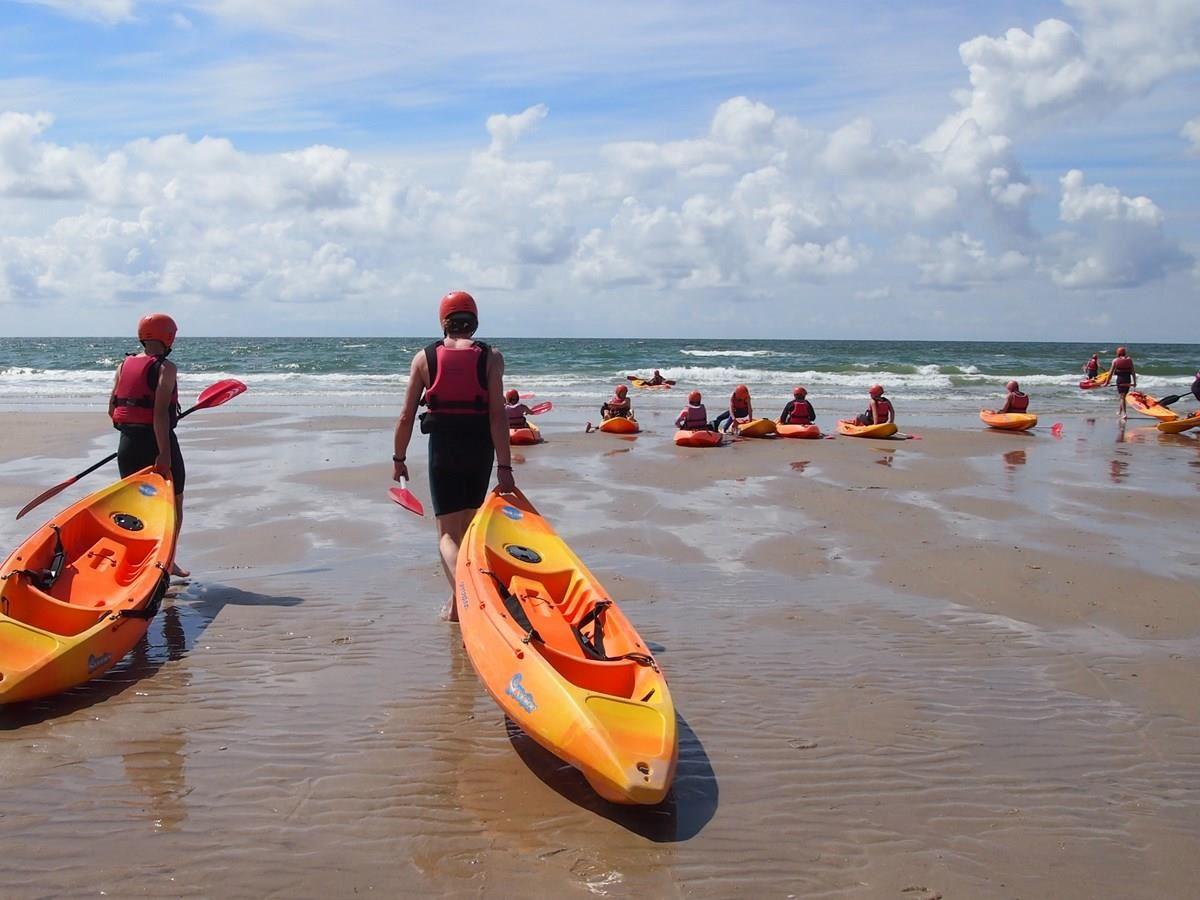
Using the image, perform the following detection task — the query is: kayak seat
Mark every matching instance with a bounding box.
[536,641,638,698]
[508,576,588,660]
[0,578,105,637]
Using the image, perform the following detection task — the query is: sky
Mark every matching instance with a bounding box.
[0,0,1198,340]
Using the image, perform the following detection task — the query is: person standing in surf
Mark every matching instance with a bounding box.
[392,291,515,621]
[109,313,188,578]
[1083,353,1100,381]
[1106,347,1136,419]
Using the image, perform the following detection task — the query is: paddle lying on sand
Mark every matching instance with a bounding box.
[528,401,553,415]
[388,476,425,517]
[16,378,248,521]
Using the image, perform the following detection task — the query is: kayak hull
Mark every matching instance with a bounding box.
[1157,413,1200,434]
[629,379,671,390]
[777,423,821,439]
[733,418,776,438]
[980,410,1038,431]
[509,424,542,445]
[837,420,898,439]
[1079,371,1111,390]
[1127,391,1178,422]
[599,417,639,434]
[457,490,676,805]
[0,469,175,705]
[674,429,722,447]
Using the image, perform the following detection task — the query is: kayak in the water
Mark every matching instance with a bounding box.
[456,489,677,804]
[0,468,176,705]
[1127,391,1178,422]
[980,410,1038,431]
[837,420,898,439]
[1079,370,1112,390]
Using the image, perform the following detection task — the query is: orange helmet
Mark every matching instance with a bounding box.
[1116,346,1127,356]
[793,385,807,398]
[439,290,478,322]
[1006,380,1019,392]
[733,384,749,397]
[869,384,884,397]
[615,384,628,396]
[688,390,702,404]
[137,313,177,349]
[505,388,519,403]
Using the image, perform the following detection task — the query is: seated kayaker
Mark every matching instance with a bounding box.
[713,384,753,432]
[675,390,712,431]
[646,369,666,386]
[779,385,816,425]
[998,380,1030,413]
[854,384,895,426]
[505,389,534,429]
[601,384,633,419]
[1082,353,1100,381]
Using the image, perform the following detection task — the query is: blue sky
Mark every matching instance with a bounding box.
[1,0,1197,339]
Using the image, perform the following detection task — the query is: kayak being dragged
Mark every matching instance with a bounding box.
[0,468,175,705]
[777,423,821,439]
[1079,371,1111,390]
[732,418,776,438]
[599,417,639,434]
[1127,391,1178,422]
[980,410,1038,431]
[674,429,722,448]
[456,489,677,804]
[1157,412,1200,434]
[836,420,898,439]
[509,423,542,445]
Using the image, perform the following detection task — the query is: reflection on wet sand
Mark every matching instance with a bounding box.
[1003,449,1027,470]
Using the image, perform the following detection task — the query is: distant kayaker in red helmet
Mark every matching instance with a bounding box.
[1082,353,1100,381]
[504,389,535,429]
[1106,347,1136,419]
[779,385,817,426]
[601,384,633,420]
[392,290,515,621]
[713,384,753,433]
[855,384,895,426]
[109,313,188,578]
[998,380,1030,413]
[646,369,666,386]
[675,390,712,430]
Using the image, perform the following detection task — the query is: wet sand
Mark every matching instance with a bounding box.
[1,409,1199,898]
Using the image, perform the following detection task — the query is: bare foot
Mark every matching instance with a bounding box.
[440,595,460,623]
[171,562,190,578]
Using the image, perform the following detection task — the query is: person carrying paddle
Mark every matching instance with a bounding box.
[713,384,753,433]
[1106,347,1136,419]
[601,384,633,420]
[504,389,535,429]
[392,291,515,622]
[855,384,895,426]
[675,391,713,430]
[109,313,188,578]
[998,380,1030,413]
[778,385,816,426]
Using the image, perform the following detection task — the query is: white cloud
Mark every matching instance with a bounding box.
[15,0,135,24]
[486,104,548,156]
[903,232,1031,289]
[1183,117,1200,155]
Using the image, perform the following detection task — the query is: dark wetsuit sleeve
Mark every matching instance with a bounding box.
[780,401,794,421]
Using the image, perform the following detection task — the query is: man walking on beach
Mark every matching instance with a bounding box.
[392,291,515,621]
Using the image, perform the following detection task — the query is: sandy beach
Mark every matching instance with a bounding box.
[2,403,1199,898]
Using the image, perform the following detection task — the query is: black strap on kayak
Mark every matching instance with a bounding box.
[5,526,68,592]
[482,569,542,644]
[119,567,168,621]
[575,600,610,659]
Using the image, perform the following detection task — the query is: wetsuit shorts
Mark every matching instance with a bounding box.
[428,429,494,517]
[1115,374,1132,395]
[117,426,185,494]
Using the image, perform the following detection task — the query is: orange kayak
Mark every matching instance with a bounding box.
[980,410,1038,431]
[674,429,722,447]
[1127,391,1178,422]
[599,416,639,434]
[456,490,677,804]
[777,423,821,439]
[509,423,542,445]
[733,418,776,438]
[1079,371,1111,390]
[1157,412,1200,434]
[0,469,175,705]
[837,420,897,439]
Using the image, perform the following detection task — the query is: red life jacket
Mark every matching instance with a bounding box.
[864,396,893,424]
[680,404,708,430]
[1007,391,1029,412]
[111,355,178,427]
[1113,356,1134,375]
[786,399,814,425]
[420,340,490,433]
[506,403,528,429]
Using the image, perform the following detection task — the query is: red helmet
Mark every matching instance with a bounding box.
[615,384,628,396]
[1116,346,1127,356]
[137,313,177,349]
[733,384,749,397]
[793,385,807,398]
[869,384,884,397]
[439,290,478,322]
[688,390,702,404]
[1006,380,1019,392]
[505,388,519,403]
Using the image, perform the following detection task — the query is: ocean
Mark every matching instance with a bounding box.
[2,337,1197,419]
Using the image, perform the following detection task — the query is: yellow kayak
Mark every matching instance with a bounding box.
[0,469,176,705]
[1157,412,1200,434]
[980,410,1038,431]
[1127,391,1178,422]
[599,416,640,434]
[456,490,677,804]
[733,418,776,438]
[837,420,898,439]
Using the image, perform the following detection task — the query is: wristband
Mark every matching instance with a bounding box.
[392,455,405,463]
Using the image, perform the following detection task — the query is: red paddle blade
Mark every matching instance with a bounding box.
[1051,422,1064,438]
[529,401,553,415]
[519,392,535,399]
[389,486,425,517]
[195,378,247,409]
